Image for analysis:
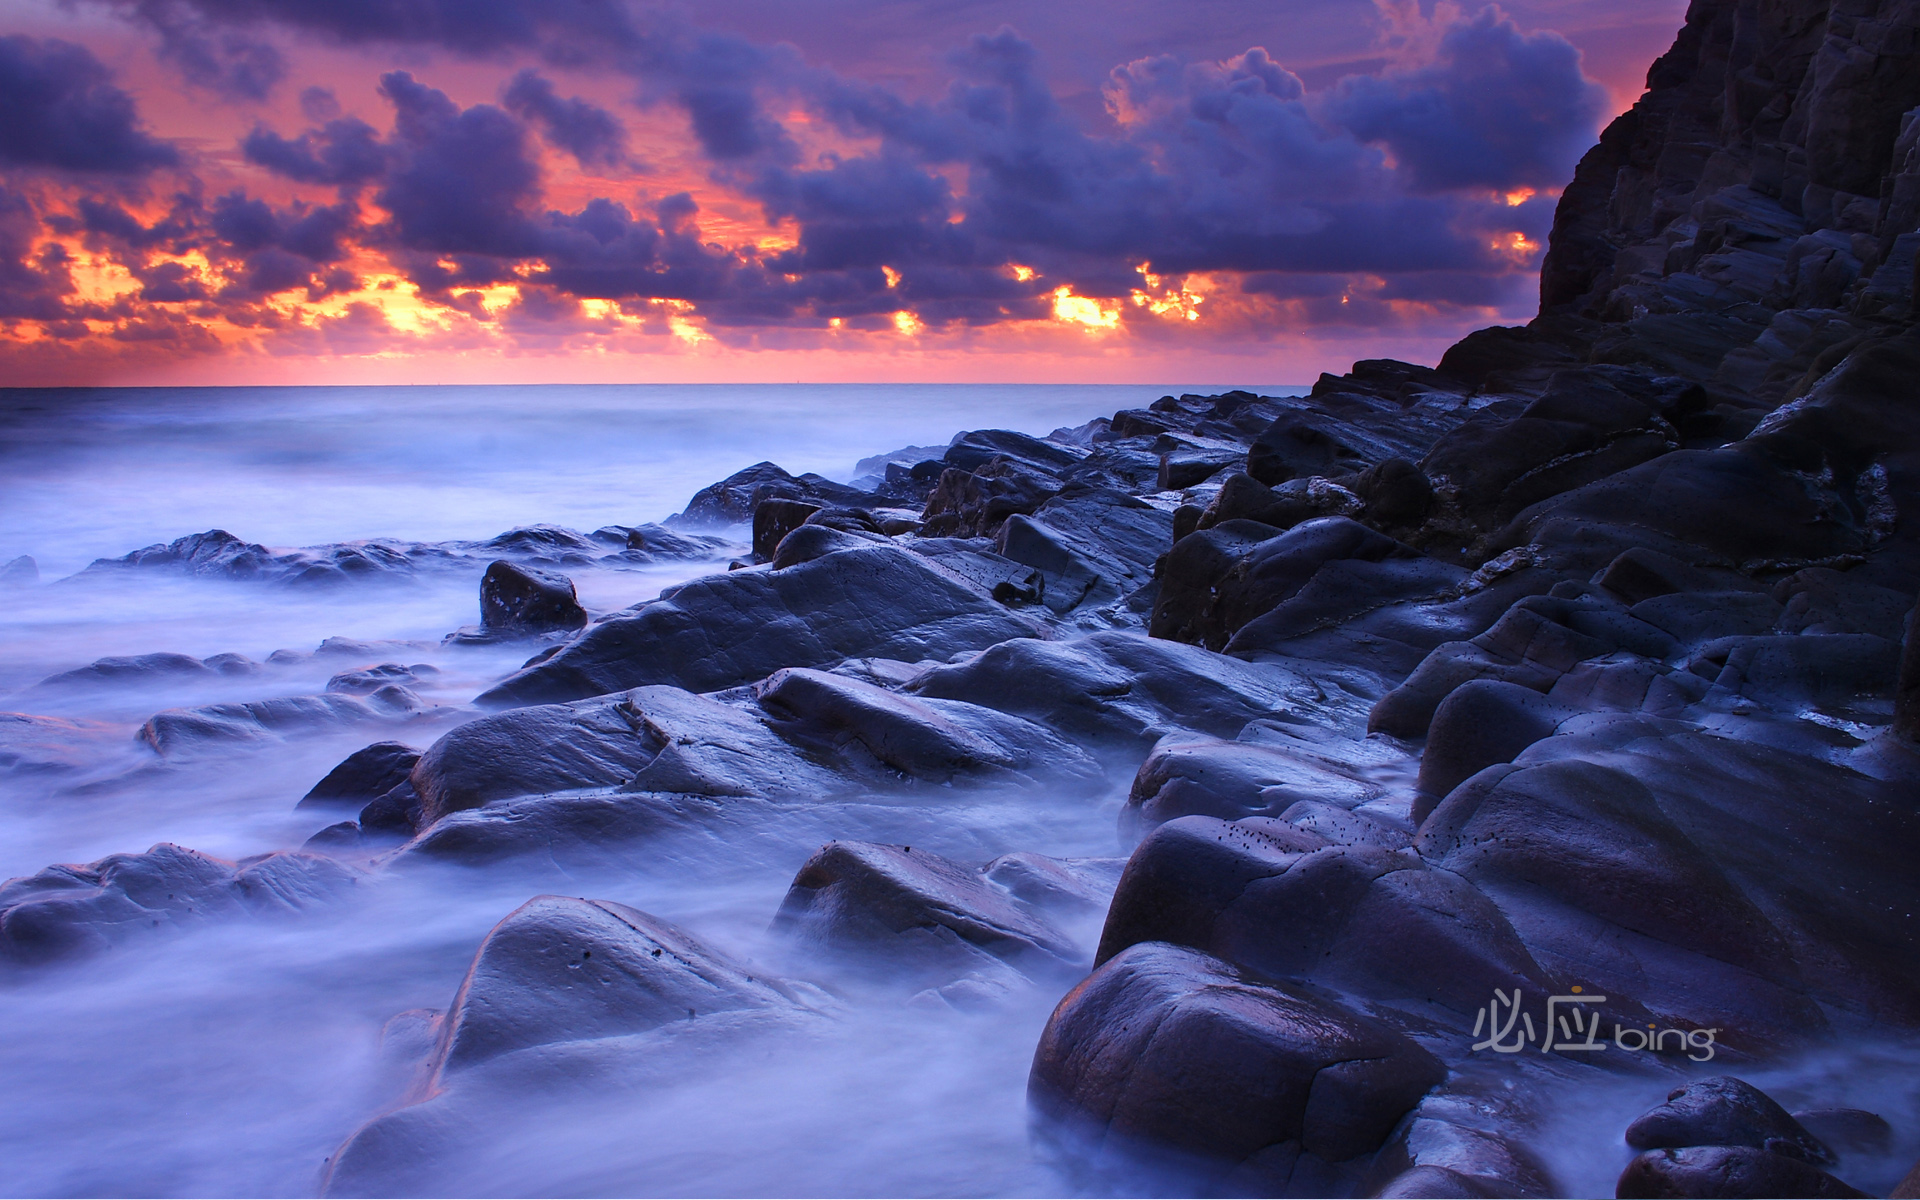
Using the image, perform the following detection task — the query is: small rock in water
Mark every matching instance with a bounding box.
[1790,1109,1893,1157]
[298,741,421,809]
[478,560,587,636]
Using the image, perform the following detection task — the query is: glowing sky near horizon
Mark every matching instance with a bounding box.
[0,0,1688,385]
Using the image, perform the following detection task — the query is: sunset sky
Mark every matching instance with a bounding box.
[0,0,1688,386]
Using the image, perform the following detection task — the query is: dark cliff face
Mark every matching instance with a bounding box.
[1532,0,1919,405]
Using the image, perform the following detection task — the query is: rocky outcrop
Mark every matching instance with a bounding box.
[0,842,361,964]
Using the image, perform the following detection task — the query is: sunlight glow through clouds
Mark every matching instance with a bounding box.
[0,0,1682,383]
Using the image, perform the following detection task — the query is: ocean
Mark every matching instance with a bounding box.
[0,382,1254,1197]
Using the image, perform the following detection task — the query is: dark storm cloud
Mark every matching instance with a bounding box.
[1324,7,1607,191]
[0,37,178,174]
[502,71,629,168]
[0,0,1613,345]
[376,71,542,256]
[242,117,388,189]
[100,0,643,56]
[124,0,286,100]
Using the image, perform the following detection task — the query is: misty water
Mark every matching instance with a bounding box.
[4,383,1918,1199]
[0,382,1197,1198]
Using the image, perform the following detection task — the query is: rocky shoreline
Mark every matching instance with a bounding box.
[6,0,1920,1193]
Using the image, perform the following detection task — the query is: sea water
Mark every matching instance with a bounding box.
[0,382,1213,1197]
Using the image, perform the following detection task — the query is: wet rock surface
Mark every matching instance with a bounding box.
[6,0,1920,1190]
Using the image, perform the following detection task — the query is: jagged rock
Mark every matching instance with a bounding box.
[1157,442,1244,490]
[86,529,276,579]
[475,542,1044,709]
[1594,546,1746,605]
[0,842,360,963]
[438,896,819,1077]
[1029,941,1444,1179]
[919,460,1063,539]
[768,522,888,569]
[1147,519,1286,647]
[1688,632,1900,715]
[397,790,724,866]
[1370,593,1677,738]
[1367,1102,1558,1198]
[475,525,601,563]
[1772,568,1914,639]
[479,560,587,636]
[980,853,1122,919]
[1625,1077,1836,1164]
[298,741,420,809]
[667,460,872,529]
[1198,472,1362,532]
[991,515,1119,614]
[357,779,422,836]
[1616,1147,1868,1199]
[1631,591,1783,645]
[770,841,1082,983]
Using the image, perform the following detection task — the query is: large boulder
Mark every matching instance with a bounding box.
[409,687,841,825]
[1029,941,1443,1182]
[1416,728,1920,1043]
[299,741,421,809]
[1096,816,1552,1018]
[919,460,1063,539]
[1151,517,1446,652]
[1500,446,1876,574]
[771,841,1082,985]
[754,667,1102,791]
[1625,1077,1835,1165]
[667,460,871,529]
[476,542,1044,708]
[478,561,588,635]
[431,896,820,1078]
[1120,736,1385,833]
[1616,1146,1869,1199]
[1415,680,1574,818]
[321,896,831,1197]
